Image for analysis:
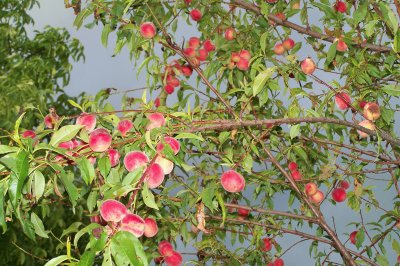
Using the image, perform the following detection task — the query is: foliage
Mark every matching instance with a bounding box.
[1,0,400,265]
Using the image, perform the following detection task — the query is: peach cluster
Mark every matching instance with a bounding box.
[288,161,302,181]
[274,38,295,55]
[155,240,183,266]
[228,49,251,71]
[358,102,380,138]
[183,37,215,67]
[305,182,324,205]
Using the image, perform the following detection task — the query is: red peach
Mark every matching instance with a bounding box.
[237,58,249,71]
[107,149,120,167]
[184,0,192,4]
[282,38,295,50]
[156,136,180,155]
[274,43,285,55]
[221,170,245,193]
[166,75,180,87]
[335,38,348,52]
[225,28,236,40]
[288,162,298,172]
[238,208,250,217]
[339,180,350,190]
[363,102,380,121]
[143,217,158,237]
[203,39,216,52]
[266,0,278,3]
[88,156,97,165]
[100,199,128,222]
[301,57,316,75]
[188,37,201,48]
[274,258,284,266]
[140,22,156,39]
[58,140,75,150]
[349,230,358,244]
[154,98,161,107]
[155,156,174,175]
[335,92,351,110]
[88,128,112,152]
[262,238,272,252]
[90,215,108,226]
[22,130,36,139]
[197,48,208,61]
[291,170,302,181]
[190,9,202,21]
[332,187,347,202]
[231,52,241,62]
[44,114,54,129]
[164,84,175,94]
[269,13,286,25]
[310,190,324,204]
[305,184,318,199]
[146,113,166,130]
[181,65,193,76]
[154,257,163,264]
[183,47,196,58]
[124,151,149,172]
[359,101,367,109]
[146,163,165,189]
[76,113,96,132]
[158,241,174,256]
[239,49,251,60]
[120,213,145,237]
[357,120,375,138]
[165,250,183,266]
[117,119,133,137]
[334,1,346,13]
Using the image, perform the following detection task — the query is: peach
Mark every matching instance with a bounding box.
[239,49,251,60]
[107,149,120,167]
[273,258,284,266]
[269,13,285,25]
[143,217,158,237]
[124,151,149,172]
[359,101,367,108]
[339,180,350,190]
[158,240,174,256]
[292,1,300,9]
[76,113,96,132]
[190,9,202,21]
[310,190,324,204]
[146,113,166,130]
[140,22,156,39]
[154,98,161,107]
[231,52,241,62]
[282,38,295,50]
[262,238,272,252]
[274,43,285,55]
[181,65,193,76]
[334,38,348,52]
[90,215,107,226]
[164,84,174,94]
[155,156,174,175]
[165,251,183,266]
[301,57,316,75]
[221,170,245,193]
[332,187,347,202]
[357,120,375,138]
[197,48,208,61]
[349,230,358,244]
[334,1,346,13]
[237,58,249,71]
[203,39,216,52]
[88,128,112,152]
[184,0,192,4]
[363,102,380,121]
[183,47,196,58]
[117,119,133,137]
[266,0,278,3]
[188,37,201,48]
[154,257,163,264]
[291,170,302,181]
[88,156,97,165]
[120,213,145,237]
[156,137,180,155]
[335,92,351,110]
[146,163,165,189]
[238,208,250,217]
[225,28,236,40]
[100,199,128,222]
[22,130,36,139]
[288,162,298,172]
[58,140,75,150]
[44,114,54,129]
[166,75,180,87]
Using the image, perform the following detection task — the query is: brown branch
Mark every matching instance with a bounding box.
[232,0,392,53]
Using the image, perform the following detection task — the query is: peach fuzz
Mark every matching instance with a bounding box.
[117,119,133,137]
[143,217,158,237]
[221,170,245,193]
[301,57,316,75]
[363,102,380,121]
[124,151,149,172]
[107,149,120,167]
[22,130,36,139]
[146,113,166,130]
[155,156,174,175]
[100,199,128,222]
[335,92,351,110]
[156,136,180,155]
[158,240,174,256]
[332,187,347,202]
[76,113,96,132]
[140,22,156,39]
[357,120,375,138]
[146,163,165,189]
[88,128,112,152]
[120,213,145,237]
[190,9,202,21]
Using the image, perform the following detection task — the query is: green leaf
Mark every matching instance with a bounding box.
[31,212,49,238]
[78,251,96,266]
[51,164,79,207]
[175,132,204,141]
[289,124,300,139]
[74,223,100,247]
[101,24,112,48]
[49,125,84,147]
[68,100,84,111]
[44,255,70,266]
[33,170,46,200]
[382,84,400,96]
[253,67,276,96]
[74,8,92,29]
[87,190,97,214]
[242,153,253,174]
[8,150,29,207]
[216,191,226,227]
[0,145,19,155]
[353,1,367,25]
[142,183,159,210]
[0,184,7,233]
[77,157,96,185]
[111,231,148,266]
[201,187,215,211]
[326,42,337,65]
[376,254,389,266]
[379,2,398,34]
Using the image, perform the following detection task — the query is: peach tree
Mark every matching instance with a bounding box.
[2,0,400,265]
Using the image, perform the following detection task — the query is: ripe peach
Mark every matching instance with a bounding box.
[146,163,165,189]
[221,170,245,193]
[363,102,380,121]
[335,92,351,110]
[181,65,193,76]
[301,57,316,75]
[184,0,192,4]
[188,37,201,48]
[274,43,285,55]
[88,128,112,152]
[155,156,174,175]
[107,149,120,167]
[237,58,249,71]
[158,240,174,256]
[288,162,298,172]
[76,113,96,132]
[120,213,145,237]
[156,137,180,155]
[357,120,375,138]
[359,101,367,108]
[231,52,241,62]
[165,251,183,266]
[88,156,97,165]
[269,13,285,25]
[143,217,158,237]
[44,114,54,129]
[266,0,278,3]
[334,1,346,13]
[332,187,347,202]
[183,47,196,58]
[262,238,272,252]
[339,180,350,190]
[225,28,236,40]
[310,190,324,204]
[282,38,295,50]
[239,49,251,60]
[334,38,348,52]
[154,98,161,107]
[140,22,156,39]
[291,170,302,181]
[190,9,202,21]
[203,39,216,52]
[164,84,174,94]
[22,130,36,139]
[100,199,128,222]
[166,75,180,87]
[197,48,208,61]
[146,113,166,130]
[117,119,133,137]
[124,151,149,172]
[238,208,250,217]
[273,258,284,266]
[90,214,108,226]
[349,230,358,244]
[58,140,75,150]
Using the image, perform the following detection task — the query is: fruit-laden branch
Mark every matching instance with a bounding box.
[232,0,392,53]
[185,117,400,147]
[208,215,378,266]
